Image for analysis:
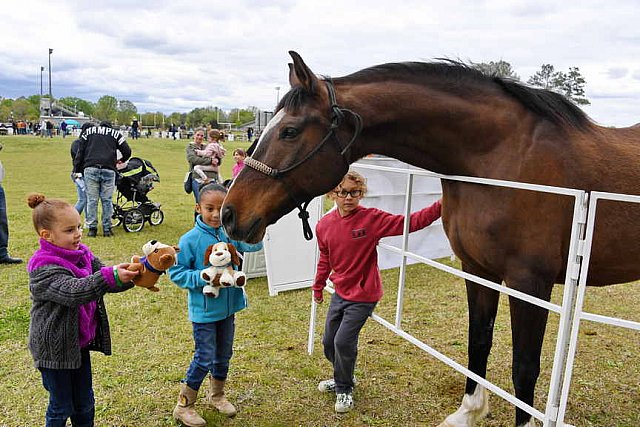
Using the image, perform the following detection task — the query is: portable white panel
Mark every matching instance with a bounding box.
[264,197,323,296]
[352,157,453,270]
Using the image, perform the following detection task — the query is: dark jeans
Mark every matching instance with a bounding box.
[0,184,8,258]
[323,293,377,394]
[184,315,235,390]
[39,349,94,427]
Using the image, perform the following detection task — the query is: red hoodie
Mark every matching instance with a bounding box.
[313,200,442,303]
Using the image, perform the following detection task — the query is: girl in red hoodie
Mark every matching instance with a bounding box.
[313,170,442,413]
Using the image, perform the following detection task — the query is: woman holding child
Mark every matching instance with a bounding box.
[185,128,225,203]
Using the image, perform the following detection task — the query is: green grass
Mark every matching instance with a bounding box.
[0,135,639,426]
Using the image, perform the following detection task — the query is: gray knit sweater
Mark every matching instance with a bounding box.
[28,240,133,369]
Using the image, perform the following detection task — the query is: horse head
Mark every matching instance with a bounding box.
[223,51,359,243]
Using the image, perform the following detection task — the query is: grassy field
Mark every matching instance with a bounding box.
[0,135,638,426]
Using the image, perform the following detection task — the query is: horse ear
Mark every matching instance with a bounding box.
[289,50,318,93]
[204,245,214,265]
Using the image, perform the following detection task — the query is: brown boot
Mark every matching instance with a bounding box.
[173,383,206,427]
[206,376,237,417]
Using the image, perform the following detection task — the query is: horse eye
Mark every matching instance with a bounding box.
[280,127,299,139]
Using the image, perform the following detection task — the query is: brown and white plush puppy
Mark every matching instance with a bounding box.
[200,241,246,298]
[128,240,180,291]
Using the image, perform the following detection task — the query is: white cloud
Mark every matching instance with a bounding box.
[1,0,640,126]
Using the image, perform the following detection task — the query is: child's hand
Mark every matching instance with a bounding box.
[115,263,139,284]
[313,289,323,304]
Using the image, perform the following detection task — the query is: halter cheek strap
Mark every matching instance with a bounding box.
[243,78,362,241]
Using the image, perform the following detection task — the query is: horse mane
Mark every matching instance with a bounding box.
[338,60,592,131]
[277,85,317,113]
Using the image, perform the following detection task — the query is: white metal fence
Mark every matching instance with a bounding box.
[308,163,639,426]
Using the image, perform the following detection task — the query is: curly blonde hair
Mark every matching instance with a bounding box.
[326,170,368,200]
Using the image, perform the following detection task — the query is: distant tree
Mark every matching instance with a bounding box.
[561,67,589,105]
[527,64,556,89]
[139,111,163,128]
[116,99,138,126]
[94,95,118,122]
[11,98,38,120]
[472,60,520,80]
[0,102,11,122]
[167,112,186,128]
[527,64,590,105]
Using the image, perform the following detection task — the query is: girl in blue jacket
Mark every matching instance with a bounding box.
[169,183,262,425]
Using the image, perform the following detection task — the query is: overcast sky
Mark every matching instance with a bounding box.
[2,0,639,126]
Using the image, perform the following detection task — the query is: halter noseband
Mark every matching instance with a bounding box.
[243,78,362,240]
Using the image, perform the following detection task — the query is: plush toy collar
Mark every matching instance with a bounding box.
[141,256,166,275]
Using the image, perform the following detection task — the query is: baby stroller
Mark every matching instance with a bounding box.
[111,157,164,232]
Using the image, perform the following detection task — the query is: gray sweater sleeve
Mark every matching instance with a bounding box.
[29,265,118,307]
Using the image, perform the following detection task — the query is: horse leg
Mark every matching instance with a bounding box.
[439,264,500,427]
[509,278,553,427]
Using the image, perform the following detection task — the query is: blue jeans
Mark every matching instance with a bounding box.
[184,315,235,390]
[0,184,8,258]
[72,175,87,215]
[84,167,116,232]
[39,349,94,427]
[192,175,202,203]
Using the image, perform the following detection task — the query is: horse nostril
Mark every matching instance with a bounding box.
[221,205,235,231]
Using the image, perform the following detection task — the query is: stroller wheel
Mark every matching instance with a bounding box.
[111,212,122,228]
[149,209,164,226]
[123,208,145,233]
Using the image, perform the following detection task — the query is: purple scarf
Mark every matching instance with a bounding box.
[28,239,98,348]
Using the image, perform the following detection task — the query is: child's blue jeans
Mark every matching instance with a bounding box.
[39,349,94,427]
[185,315,235,390]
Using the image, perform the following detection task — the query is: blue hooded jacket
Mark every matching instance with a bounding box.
[169,216,263,323]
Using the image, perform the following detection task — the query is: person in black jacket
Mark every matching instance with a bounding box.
[73,121,131,237]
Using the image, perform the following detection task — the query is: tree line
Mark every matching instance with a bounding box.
[0,94,258,128]
[0,62,590,123]
[471,61,589,105]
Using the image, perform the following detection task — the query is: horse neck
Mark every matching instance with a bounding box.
[339,80,534,176]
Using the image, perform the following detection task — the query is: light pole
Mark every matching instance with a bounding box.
[48,49,53,98]
[40,66,44,116]
[275,86,280,107]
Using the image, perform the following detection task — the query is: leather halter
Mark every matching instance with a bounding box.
[243,78,362,240]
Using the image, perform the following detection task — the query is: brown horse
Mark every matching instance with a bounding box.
[222,51,640,426]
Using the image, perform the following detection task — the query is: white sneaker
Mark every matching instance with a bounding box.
[318,377,357,393]
[335,392,354,413]
[318,379,336,392]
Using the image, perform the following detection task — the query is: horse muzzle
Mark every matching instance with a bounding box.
[222,204,265,243]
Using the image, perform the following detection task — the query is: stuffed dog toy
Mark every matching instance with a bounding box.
[200,241,246,298]
[128,240,179,291]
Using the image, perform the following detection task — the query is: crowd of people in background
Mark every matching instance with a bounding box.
[0,113,452,425]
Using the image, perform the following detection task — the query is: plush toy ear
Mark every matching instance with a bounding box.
[228,243,241,266]
[203,245,214,266]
